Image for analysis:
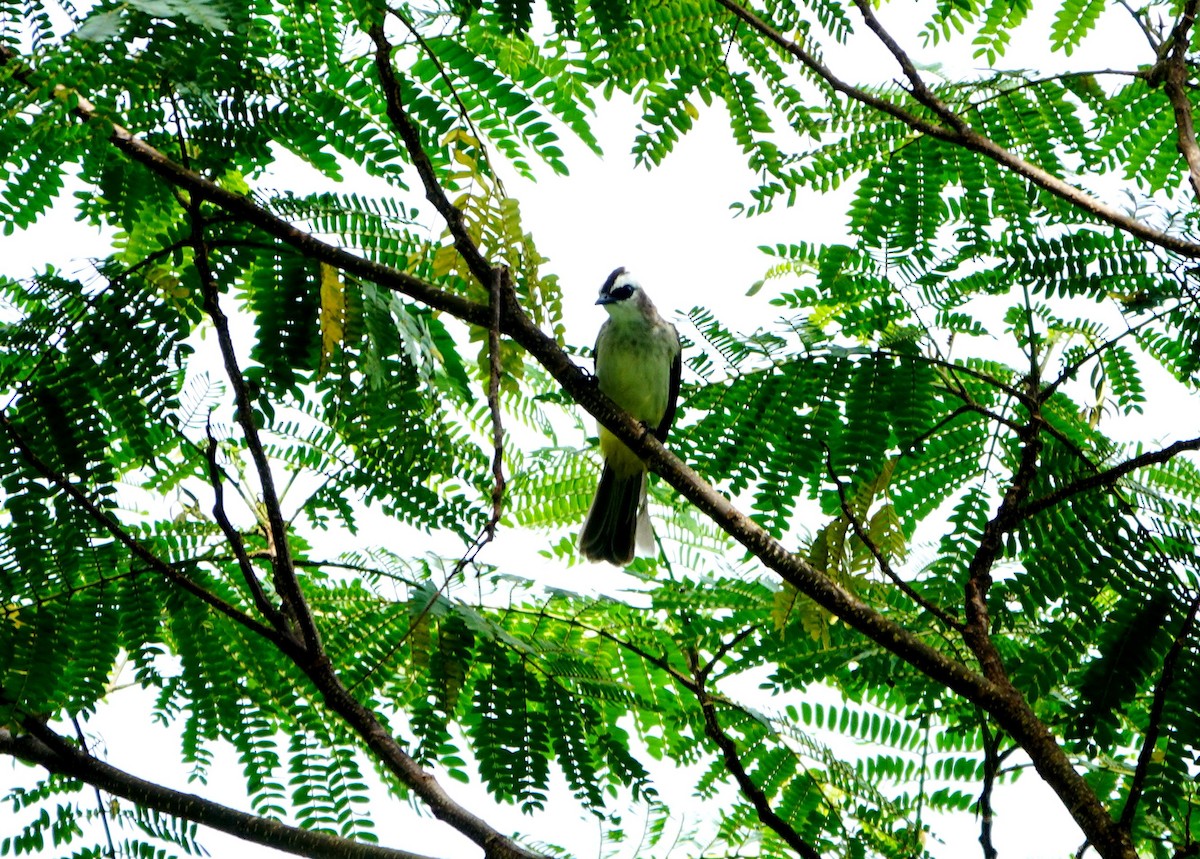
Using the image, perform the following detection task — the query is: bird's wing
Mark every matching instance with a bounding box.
[656,328,682,441]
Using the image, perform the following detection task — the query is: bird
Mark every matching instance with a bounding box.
[578,267,681,565]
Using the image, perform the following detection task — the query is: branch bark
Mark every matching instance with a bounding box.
[1158,0,1200,201]
[712,0,1200,260]
[0,721,440,859]
[192,208,322,656]
[688,653,822,859]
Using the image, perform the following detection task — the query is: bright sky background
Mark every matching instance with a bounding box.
[3,2,1195,858]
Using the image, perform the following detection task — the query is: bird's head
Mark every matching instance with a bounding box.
[596,267,645,319]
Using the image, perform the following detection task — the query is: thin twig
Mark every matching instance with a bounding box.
[348,556,462,694]
[1045,297,1188,400]
[878,348,1032,407]
[71,717,116,859]
[0,414,284,647]
[388,6,497,179]
[486,267,507,538]
[687,651,822,859]
[966,68,1146,108]
[913,717,931,852]
[696,626,756,683]
[204,420,283,626]
[822,446,963,631]
[1120,0,1163,52]
[1120,588,1200,827]
[190,207,321,656]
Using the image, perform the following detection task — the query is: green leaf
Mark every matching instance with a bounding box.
[72,9,125,42]
[126,0,230,30]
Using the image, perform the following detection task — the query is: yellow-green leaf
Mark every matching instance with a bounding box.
[319,263,345,377]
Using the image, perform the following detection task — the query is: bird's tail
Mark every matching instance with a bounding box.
[578,464,653,565]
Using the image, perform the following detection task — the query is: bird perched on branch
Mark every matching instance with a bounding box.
[578,268,681,565]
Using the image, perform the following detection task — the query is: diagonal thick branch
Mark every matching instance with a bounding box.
[0,721,439,859]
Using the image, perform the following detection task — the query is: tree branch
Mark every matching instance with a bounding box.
[0,721,439,859]
[191,208,321,656]
[204,421,283,626]
[70,715,117,859]
[186,205,539,857]
[712,0,1200,260]
[977,721,1000,859]
[368,25,494,287]
[1120,588,1200,828]
[486,266,507,539]
[850,0,968,131]
[715,0,955,140]
[1018,434,1200,521]
[963,406,1042,684]
[687,652,822,859]
[1157,0,1200,202]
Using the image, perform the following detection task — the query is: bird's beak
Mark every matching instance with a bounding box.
[595,294,614,305]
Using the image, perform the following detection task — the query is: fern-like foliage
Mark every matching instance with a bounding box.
[6,1,1200,858]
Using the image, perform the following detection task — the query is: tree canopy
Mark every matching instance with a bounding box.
[3,1,1200,858]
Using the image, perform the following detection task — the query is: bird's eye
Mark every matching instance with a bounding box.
[610,284,635,300]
